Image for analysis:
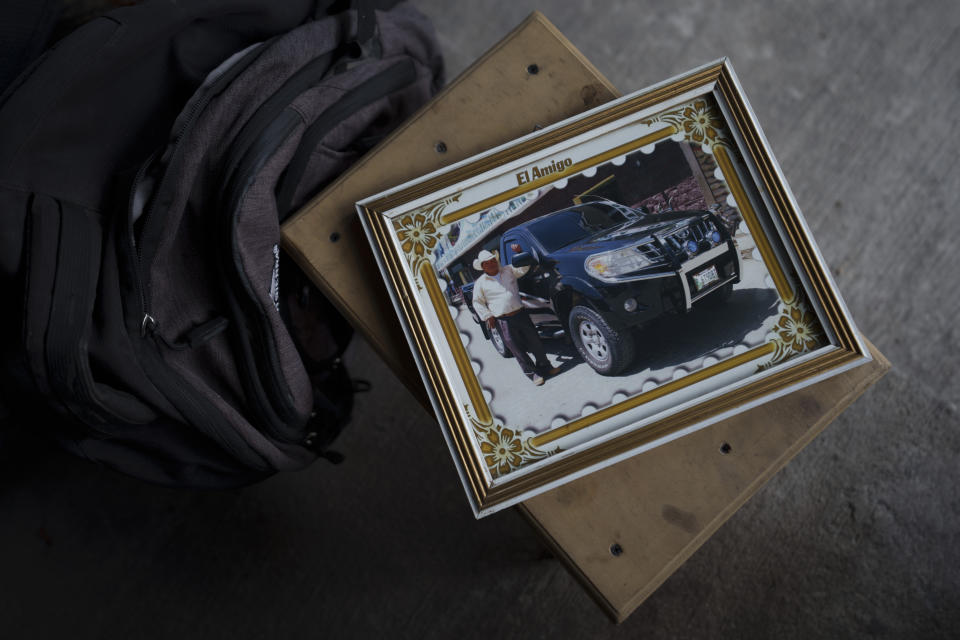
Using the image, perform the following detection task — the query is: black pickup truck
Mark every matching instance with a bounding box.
[463,198,741,375]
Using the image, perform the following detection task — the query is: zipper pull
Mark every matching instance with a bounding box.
[140,313,157,338]
[141,314,228,351]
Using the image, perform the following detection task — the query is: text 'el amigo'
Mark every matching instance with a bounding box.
[516,157,573,186]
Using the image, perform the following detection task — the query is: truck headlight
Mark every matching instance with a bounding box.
[585,246,654,281]
[705,220,722,244]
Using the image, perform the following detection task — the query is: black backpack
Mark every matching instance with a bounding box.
[0,0,444,486]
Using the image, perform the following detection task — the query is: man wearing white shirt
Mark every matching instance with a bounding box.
[471,248,560,386]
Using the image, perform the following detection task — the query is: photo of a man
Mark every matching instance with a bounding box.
[471,247,561,386]
[433,137,784,433]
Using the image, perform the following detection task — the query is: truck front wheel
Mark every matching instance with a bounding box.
[568,305,634,375]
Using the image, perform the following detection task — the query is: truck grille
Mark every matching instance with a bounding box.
[661,218,714,255]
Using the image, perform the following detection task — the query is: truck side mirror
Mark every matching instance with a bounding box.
[511,251,535,268]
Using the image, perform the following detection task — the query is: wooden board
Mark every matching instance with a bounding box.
[281,12,889,623]
[520,338,889,621]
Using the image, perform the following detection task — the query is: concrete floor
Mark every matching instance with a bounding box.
[2,1,959,638]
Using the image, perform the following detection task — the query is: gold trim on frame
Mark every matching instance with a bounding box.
[437,126,675,225]
[358,59,867,514]
[370,65,721,215]
[714,146,793,300]
[421,261,491,425]
[714,69,858,352]
[530,342,775,447]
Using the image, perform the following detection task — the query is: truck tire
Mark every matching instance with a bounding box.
[489,323,512,358]
[568,305,634,375]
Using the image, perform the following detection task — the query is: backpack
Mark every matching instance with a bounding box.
[0,0,444,487]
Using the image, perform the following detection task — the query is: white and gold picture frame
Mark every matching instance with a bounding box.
[358,59,869,518]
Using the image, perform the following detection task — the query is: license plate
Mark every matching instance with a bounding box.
[693,265,719,292]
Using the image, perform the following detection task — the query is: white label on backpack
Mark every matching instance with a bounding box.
[270,244,280,311]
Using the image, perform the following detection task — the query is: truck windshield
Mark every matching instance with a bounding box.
[527,206,631,252]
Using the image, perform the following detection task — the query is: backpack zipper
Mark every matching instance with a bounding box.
[119,162,269,470]
[210,49,390,443]
[115,42,281,465]
[218,107,306,441]
[217,50,336,202]
[214,58,414,440]
[131,42,267,324]
[126,149,155,334]
[275,58,417,219]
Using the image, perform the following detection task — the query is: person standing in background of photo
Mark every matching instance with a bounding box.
[471,247,561,386]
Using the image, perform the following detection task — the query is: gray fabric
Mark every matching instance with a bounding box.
[143,3,442,465]
[131,42,264,224]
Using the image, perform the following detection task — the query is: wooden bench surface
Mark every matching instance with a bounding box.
[282,12,889,622]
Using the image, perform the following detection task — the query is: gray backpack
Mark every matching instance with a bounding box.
[0,0,443,486]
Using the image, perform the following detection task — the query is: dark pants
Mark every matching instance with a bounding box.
[497,312,550,380]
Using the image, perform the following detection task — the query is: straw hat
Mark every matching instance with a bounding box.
[472,249,500,271]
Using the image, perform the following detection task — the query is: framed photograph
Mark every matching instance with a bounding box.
[357,59,869,518]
